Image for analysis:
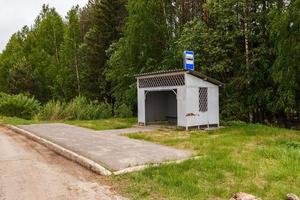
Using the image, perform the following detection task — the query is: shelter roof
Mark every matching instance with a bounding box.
[135,69,223,86]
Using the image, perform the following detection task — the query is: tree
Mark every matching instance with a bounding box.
[107,0,169,108]
[60,6,83,99]
[33,5,65,100]
[80,0,127,101]
[270,0,300,123]
[0,5,65,101]
[0,27,34,94]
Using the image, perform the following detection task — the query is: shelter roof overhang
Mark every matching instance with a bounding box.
[135,69,224,87]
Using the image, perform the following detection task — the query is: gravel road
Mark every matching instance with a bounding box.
[0,127,128,200]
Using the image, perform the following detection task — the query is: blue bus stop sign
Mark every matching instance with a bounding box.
[183,51,194,71]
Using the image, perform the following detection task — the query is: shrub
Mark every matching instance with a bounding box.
[36,96,113,120]
[35,100,66,120]
[65,97,113,120]
[95,102,113,119]
[0,93,40,119]
[115,104,133,118]
[64,96,91,120]
[220,120,246,126]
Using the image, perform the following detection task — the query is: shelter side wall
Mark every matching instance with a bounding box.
[185,87,207,126]
[185,87,219,126]
[185,73,219,127]
[208,86,219,125]
[177,87,186,127]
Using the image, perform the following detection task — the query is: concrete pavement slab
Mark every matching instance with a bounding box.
[16,123,192,172]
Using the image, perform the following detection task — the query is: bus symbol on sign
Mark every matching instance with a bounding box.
[183,51,194,71]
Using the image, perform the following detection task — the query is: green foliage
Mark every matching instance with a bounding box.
[270,0,300,113]
[64,96,92,119]
[36,100,66,120]
[0,93,40,119]
[115,104,133,118]
[98,102,114,119]
[36,96,113,120]
[59,6,83,99]
[80,0,126,100]
[0,27,34,94]
[64,96,111,120]
[36,96,112,120]
[285,141,300,150]
[107,0,169,107]
[177,19,237,76]
[0,0,299,125]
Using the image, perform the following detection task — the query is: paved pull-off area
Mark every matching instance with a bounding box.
[0,128,127,200]
[16,123,192,172]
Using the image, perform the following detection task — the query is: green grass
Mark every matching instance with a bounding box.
[66,118,137,130]
[0,116,40,125]
[111,123,300,200]
[0,116,137,130]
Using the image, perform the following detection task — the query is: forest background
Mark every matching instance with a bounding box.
[0,0,299,126]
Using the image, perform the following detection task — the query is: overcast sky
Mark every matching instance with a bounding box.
[0,0,88,52]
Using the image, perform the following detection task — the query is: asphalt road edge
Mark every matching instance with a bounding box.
[5,125,198,176]
[5,125,113,176]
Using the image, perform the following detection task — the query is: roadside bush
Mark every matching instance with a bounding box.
[65,96,112,120]
[220,120,246,126]
[64,97,112,120]
[36,96,113,120]
[115,104,133,118]
[0,93,115,121]
[0,93,40,119]
[64,96,91,120]
[35,100,67,120]
[95,102,113,119]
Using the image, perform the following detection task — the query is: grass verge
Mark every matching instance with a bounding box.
[0,116,137,130]
[110,123,300,200]
[66,118,137,130]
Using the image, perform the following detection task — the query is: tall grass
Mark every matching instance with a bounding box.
[36,96,113,120]
[63,96,112,120]
[35,100,66,120]
[0,93,40,119]
[0,93,133,120]
[114,103,133,118]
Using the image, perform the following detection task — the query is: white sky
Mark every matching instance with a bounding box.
[0,0,88,52]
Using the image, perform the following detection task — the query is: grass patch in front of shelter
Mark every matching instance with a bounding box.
[111,123,300,200]
[0,116,137,131]
[66,118,137,130]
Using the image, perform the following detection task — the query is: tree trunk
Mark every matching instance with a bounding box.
[180,0,185,31]
[74,54,81,96]
[51,23,60,66]
[74,36,81,96]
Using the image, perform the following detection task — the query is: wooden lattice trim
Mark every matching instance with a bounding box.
[138,74,185,88]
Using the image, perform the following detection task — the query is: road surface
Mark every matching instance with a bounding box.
[0,127,127,200]
[17,123,192,172]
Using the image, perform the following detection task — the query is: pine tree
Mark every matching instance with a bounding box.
[107,0,169,107]
[80,0,127,101]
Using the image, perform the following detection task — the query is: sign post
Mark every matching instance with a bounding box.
[183,51,194,71]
